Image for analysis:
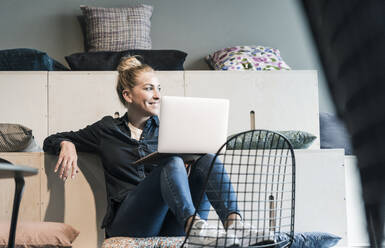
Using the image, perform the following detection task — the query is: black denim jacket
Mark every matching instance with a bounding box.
[43,113,159,228]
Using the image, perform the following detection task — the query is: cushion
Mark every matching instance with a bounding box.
[275,232,341,248]
[102,236,184,248]
[227,130,317,150]
[0,222,79,248]
[206,45,291,71]
[0,48,68,71]
[320,112,353,155]
[65,50,187,71]
[0,124,33,152]
[80,5,153,52]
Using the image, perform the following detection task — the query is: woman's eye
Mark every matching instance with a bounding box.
[144,87,152,91]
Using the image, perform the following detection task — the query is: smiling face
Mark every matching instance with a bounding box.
[122,71,161,117]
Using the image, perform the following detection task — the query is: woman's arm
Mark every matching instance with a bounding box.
[43,120,101,181]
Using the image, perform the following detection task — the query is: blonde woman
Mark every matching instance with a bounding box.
[44,57,259,247]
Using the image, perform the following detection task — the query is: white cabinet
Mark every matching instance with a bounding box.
[1,71,319,148]
[48,72,124,134]
[295,149,347,246]
[0,72,48,146]
[48,71,185,135]
[0,70,356,247]
[184,71,320,148]
[345,155,371,247]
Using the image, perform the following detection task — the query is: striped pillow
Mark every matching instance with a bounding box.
[80,5,153,52]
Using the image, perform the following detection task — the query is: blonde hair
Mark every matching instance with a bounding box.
[116,56,154,106]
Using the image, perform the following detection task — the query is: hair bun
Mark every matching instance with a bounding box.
[117,56,143,72]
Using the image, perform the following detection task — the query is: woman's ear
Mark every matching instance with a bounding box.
[122,89,133,104]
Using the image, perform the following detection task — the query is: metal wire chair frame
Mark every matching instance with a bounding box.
[182,129,296,248]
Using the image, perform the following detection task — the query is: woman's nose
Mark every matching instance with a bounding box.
[153,89,160,99]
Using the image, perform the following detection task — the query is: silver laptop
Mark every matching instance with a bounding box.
[134,96,229,164]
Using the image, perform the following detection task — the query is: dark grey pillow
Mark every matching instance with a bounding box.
[0,48,68,71]
[65,50,187,71]
[319,112,353,155]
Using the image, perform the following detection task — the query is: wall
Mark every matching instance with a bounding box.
[0,0,335,113]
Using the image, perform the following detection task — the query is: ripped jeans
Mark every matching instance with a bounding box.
[106,154,239,237]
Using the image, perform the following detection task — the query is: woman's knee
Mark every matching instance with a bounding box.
[162,156,185,172]
[197,153,222,171]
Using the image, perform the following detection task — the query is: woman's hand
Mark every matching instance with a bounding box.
[55,141,79,181]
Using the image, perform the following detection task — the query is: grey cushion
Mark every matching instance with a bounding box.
[80,5,153,52]
[275,232,341,248]
[0,124,33,152]
[319,112,353,155]
[227,130,317,150]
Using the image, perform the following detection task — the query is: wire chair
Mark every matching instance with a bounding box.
[183,130,295,247]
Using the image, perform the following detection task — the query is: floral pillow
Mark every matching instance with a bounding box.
[206,45,291,71]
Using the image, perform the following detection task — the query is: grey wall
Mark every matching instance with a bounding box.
[0,0,335,113]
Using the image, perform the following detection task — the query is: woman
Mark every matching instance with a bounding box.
[43,57,259,247]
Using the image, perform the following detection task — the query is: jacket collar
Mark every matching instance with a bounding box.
[119,112,159,127]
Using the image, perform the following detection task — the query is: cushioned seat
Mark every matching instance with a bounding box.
[0,221,79,247]
[102,236,184,248]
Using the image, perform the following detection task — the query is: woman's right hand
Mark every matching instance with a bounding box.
[55,141,79,181]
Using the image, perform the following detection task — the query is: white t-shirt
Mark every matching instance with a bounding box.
[127,122,143,141]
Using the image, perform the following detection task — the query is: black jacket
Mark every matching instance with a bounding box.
[43,113,159,228]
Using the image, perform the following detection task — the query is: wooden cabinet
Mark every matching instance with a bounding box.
[185,71,320,148]
[0,149,348,248]
[1,70,319,148]
[1,70,343,247]
[0,72,48,147]
[48,71,185,135]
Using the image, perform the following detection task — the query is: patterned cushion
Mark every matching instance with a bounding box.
[0,123,33,152]
[80,5,153,52]
[102,237,184,248]
[206,45,291,71]
[227,130,317,150]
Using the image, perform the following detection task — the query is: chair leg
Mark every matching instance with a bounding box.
[8,175,25,248]
[269,195,276,233]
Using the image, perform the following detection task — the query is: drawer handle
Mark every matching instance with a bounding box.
[250,110,255,130]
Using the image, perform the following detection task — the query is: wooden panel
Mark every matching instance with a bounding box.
[0,72,48,147]
[48,71,184,135]
[185,71,320,148]
[48,72,125,134]
[153,71,185,97]
[0,149,348,247]
[42,153,106,248]
[0,152,43,222]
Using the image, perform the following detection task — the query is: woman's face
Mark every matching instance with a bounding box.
[123,71,161,117]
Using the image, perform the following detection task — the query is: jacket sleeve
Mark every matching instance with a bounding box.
[43,120,101,155]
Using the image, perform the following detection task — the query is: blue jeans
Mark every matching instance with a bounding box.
[106,154,239,237]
